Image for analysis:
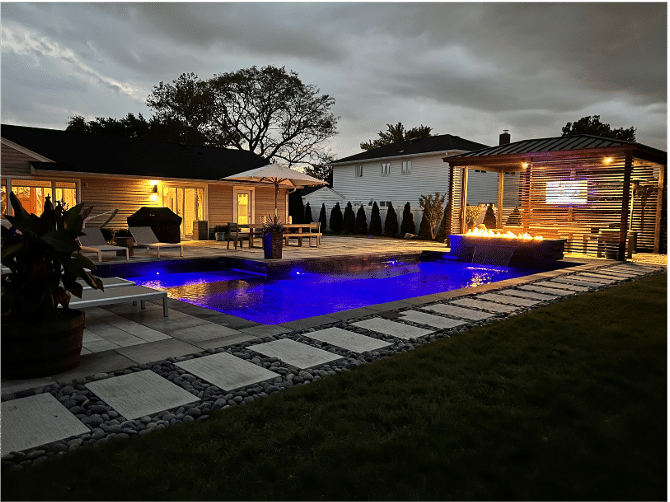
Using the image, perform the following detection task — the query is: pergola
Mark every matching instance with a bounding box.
[444,135,666,261]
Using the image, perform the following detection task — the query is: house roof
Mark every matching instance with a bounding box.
[447,134,666,165]
[1,124,269,181]
[330,134,490,165]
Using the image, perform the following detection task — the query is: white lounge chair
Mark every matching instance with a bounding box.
[78,227,129,261]
[129,226,184,258]
[69,284,169,317]
[77,276,135,290]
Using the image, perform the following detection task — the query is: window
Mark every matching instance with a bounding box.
[8,180,76,215]
[475,170,486,173]
[381,163,391,176]
[379,201,392,207]
[402,160,412,174]
[355,165,363,177]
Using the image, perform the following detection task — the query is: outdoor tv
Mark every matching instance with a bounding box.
[546,180,587,205]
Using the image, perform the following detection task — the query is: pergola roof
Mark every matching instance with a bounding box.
[445,134,666,171]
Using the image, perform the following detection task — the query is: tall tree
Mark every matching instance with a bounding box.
[147,66,339,167]
[400,202,416,235]
[384,202,399,237]
[360,122,433,151]
[562,115,636,142]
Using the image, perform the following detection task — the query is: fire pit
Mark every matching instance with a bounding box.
[449,228,566,267]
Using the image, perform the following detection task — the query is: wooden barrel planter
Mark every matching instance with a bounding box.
[1,309,85,379]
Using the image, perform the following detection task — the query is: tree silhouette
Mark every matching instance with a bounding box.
[562,115,636,142]
[360,122,433,151]
[384,202,399,237]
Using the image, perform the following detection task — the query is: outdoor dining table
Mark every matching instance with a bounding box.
[238,224,264,248]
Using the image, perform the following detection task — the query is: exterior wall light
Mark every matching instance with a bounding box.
[604,157,613,164]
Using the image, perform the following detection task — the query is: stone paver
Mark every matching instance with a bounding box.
[85,370,199,420]
[352,318,434,340]
[478,293,540,307]
[303,327,393,353]
[518,284,573,296]
[450,298,519,313]
[398,310,467,329]
[496,289,557,301]
[551,277,606,288]
[537,280,591,292]
[2,393,90,453]
[573,273,619,283]
[249,339,342,369]
[175,352,280,392]
[421,303,495,320]
[114,338,200,365]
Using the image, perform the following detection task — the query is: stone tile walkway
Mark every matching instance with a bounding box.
[1,260,665,467]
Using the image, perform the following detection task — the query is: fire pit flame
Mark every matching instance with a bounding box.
[466,227,543,241]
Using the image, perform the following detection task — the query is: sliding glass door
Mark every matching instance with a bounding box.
[162,185,204,238]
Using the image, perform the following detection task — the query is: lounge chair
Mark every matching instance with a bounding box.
[69,284,169,317]
[77,276,135,290]
[129,226,184,258]
[78,227,129,261]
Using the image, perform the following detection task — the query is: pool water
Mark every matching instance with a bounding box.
[125,259,540,324]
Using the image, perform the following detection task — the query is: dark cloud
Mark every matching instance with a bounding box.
[1,2,666,155]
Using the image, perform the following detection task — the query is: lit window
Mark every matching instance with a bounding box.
[355,165,363,177]
[381,163,391,176]
[402,161,412,174]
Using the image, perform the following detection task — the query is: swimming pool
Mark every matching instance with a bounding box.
[104,258,545,324]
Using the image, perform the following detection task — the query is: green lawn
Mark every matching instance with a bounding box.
[2,273,666,501]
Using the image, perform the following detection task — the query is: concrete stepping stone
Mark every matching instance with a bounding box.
[86,370,199,420]
[572,274,618,284]
[352,318,434,340]
[450,298,519,313]
[175,352,280,392]
[498,289,557,301]
[2,393,90,453]
[303,327,392,354]
[249,339,342,369]
[594,268,640,277]
[518,284,572,296]
[536,280,590,292]
[398,310,467,329]
[422,303,495,320]
[551,277,605,288]
[478,292,540,307]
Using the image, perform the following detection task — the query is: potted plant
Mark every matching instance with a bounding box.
[262,216,284,259]
[1,192,104,378]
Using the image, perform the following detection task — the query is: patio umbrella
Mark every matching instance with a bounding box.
[222,163,327,219]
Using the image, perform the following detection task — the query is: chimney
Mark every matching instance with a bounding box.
[499,130,510,145]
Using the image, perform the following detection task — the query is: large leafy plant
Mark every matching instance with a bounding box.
[2,191,103,323]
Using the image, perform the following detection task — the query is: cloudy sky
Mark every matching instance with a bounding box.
[2,2,667,160]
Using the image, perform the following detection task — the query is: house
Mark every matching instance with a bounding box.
[1,124,291,238]
[326,133,493,210]
[446,134,667,259]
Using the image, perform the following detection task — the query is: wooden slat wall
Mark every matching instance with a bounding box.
[208,184,234,226]
[501,155,661,254]
[81,176,157,229]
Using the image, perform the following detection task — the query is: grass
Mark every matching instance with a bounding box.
[2,273,666,501]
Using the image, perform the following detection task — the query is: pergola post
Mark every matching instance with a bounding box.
[446,164,455,236]
[618,153,633,261]
[653,163,665,253]
[521,164,531,232]
[497,172,504,229]
[459,167,469,233]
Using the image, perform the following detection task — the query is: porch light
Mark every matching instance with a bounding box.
[604,157,613,164]
[521,162,529,169]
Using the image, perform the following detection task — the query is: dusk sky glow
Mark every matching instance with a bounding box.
[2,2,667,159]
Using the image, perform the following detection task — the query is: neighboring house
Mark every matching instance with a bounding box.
[1,125,289,238]
[326,134,493,212]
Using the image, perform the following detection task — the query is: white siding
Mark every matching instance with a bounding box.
[332,152,498,209]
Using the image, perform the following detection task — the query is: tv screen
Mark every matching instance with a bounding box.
[546,180,587,205]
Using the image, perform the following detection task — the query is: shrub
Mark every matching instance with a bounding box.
[354,206,368,235]
[304,202,313,223]
[418,212,433,240]
[483,204,496,228]
[319,204,327,231]
[369,202,382,236]
[343,202,355,234]
[115,228,131,238]
[418,192,445,239]
[384,202,399,237]
[100,227,115,242]
[400,202,415,235]
[466,205,482,229]
[434,204,450,243]
[329,202,343,233]
[506,206,522,226]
